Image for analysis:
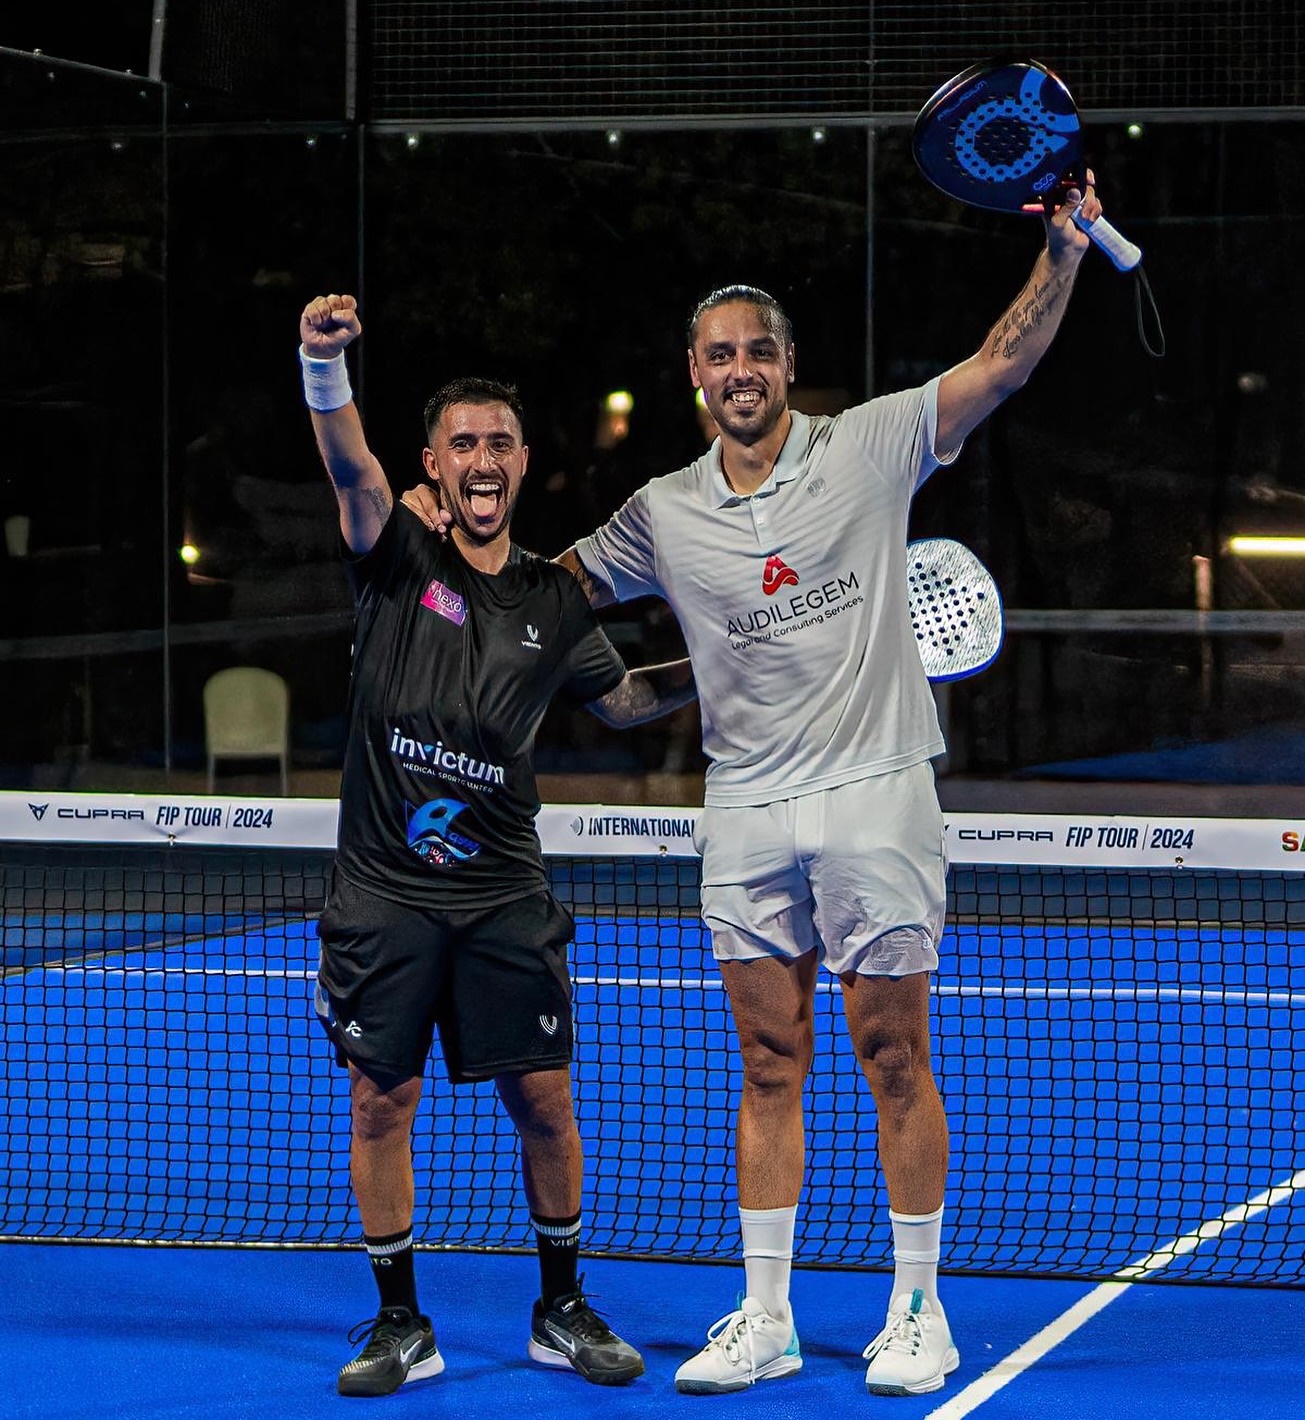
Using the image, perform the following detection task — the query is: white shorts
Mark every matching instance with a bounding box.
[695,761,947,978]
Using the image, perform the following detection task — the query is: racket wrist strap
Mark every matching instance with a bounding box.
[299,347,353,412]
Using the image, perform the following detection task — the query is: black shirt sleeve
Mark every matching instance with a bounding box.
[555,572,627,704]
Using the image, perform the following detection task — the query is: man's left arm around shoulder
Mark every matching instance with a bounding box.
[585,659,697,728]
[934,169,1102,459]
[394,494,622,611]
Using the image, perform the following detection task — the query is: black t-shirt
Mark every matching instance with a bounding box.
[334,507,626,907]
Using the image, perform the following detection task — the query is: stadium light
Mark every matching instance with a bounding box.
[1227,536,1305,557]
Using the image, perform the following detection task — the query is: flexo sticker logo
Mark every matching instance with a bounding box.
[420,578,467,626]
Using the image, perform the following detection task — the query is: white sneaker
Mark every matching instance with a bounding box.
[674,1296,802,1394]
[862,1288,959,1396]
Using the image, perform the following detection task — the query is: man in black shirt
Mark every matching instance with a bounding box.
[299,292,694,1396]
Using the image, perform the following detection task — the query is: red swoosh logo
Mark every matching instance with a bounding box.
[762,556,799,596]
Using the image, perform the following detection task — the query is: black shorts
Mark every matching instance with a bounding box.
[314,876,576,1085]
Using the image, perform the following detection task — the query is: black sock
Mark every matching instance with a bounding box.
[364,1228,419,1315]
[531,1211,581,1309]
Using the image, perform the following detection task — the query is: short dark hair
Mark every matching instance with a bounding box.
[687,285,793,349]
[423,377,525,442]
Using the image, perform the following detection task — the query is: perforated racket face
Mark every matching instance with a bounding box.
[912,60,1085,214]
[907,538,1004,682]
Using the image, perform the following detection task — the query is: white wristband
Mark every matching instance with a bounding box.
[299,347,353,412]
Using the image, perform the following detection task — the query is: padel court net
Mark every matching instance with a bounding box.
[2,793,1302,1287]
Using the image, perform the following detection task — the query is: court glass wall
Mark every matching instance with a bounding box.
[3,62,1303,796]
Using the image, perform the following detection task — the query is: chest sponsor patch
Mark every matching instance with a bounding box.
[406,797,481,867]
[762,555,800,596]
[420,578,467,626]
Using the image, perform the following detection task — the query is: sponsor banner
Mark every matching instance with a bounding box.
[4,793,696,858]
[5,794,695,857]
[945,814,1305,873]
[538,804,700,857]
[1,791,338,849]
[6,796,1301,873]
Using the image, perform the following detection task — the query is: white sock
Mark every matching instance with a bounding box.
[739,1205,796,1322]
[889,1205,943,1306]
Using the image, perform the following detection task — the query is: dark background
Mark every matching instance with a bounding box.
[3,4,1304,799]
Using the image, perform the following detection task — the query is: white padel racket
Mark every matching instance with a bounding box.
[907,538,1004,681]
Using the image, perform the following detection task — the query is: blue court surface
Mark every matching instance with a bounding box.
[1,1243,1303,1419]
[5,908,1303,1284]
[3,861,1303,1417]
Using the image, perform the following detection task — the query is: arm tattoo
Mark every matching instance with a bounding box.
[557,550,604,606]
[600,676,651,722]
[989,272,1071,361]
[590,660,696,727]
[571,560,599,605]
[364,485,392,522]
[337,484,392,522]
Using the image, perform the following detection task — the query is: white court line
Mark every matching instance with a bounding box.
[938,984,1305,1008]
[1113,1168,1305,1277]
[17,967,1305,1009]
[922,1284,1129,1420]
[924,1166,1305,1419]
[8,965,316,980]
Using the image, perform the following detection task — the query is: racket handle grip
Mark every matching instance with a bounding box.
[1072,211,1142,272]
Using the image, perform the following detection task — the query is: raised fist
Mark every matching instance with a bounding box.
[300,293,361,358]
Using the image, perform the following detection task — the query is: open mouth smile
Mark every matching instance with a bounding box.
[464,477,505,519]
[725,388,763,411]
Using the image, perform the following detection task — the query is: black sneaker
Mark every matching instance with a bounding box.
[337,1306,444,1397]
[527,1280,644,1385]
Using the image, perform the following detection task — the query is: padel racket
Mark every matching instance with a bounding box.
[907,538,1004,682]
[912,58,1141,272]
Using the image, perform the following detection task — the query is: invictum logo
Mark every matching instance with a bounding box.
[389,729,505,785]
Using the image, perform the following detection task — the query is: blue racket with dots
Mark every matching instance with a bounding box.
[912,58,1142,272]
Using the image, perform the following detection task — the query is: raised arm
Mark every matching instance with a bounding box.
[934,173,1101,458]
[300,293,392,554]
[585,658,697,728]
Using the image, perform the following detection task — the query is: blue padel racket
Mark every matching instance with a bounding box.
[907,538,1004,682]
[912,58,1142,272]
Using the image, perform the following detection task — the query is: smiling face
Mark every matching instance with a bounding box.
[421,400,528,551]
[687,300,795,448]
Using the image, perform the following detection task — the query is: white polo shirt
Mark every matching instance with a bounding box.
[576,378,958,808]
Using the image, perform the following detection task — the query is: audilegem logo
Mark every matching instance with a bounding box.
[761,554,799,597]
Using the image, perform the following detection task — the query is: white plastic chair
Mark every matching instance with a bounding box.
[203,667,290,795]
